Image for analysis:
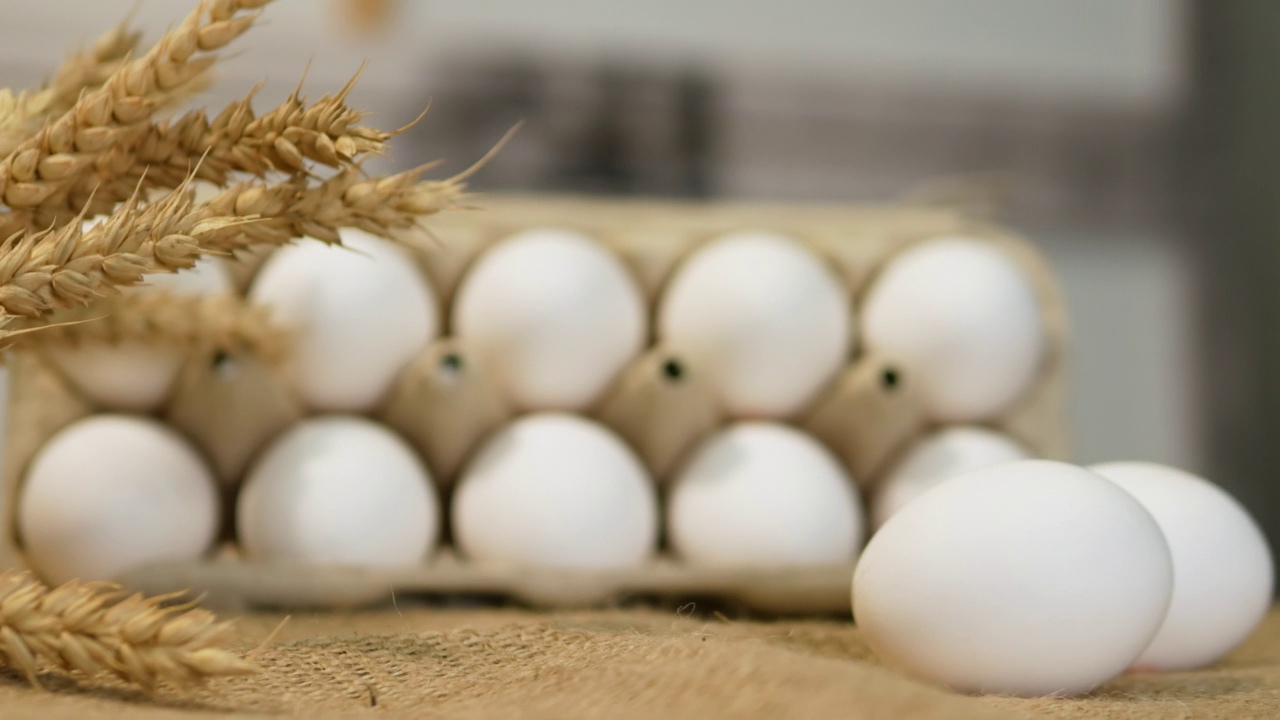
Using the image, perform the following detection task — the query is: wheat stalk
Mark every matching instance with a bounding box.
[134,72,395,183]
[0,157,471,343]
[0,20,142,158]
[0,182,242,340]
[18,75,400,230]
[0,570,254,689]
[15,291,289,362]
[196,122,514,245]
[0,0,272,231]
[0,0,502,345]
[200,164,468,245]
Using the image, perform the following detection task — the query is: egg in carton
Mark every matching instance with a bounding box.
[0,195,1069,614]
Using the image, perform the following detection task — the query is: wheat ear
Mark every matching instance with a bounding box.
[0,21,141,158]
[189,123,516,246]
[15,291,289,362]
[0,155,469,342]
[0,571,254,689]
[137,71,395,181]
[44,76,399,227]
[0,181,239,339]
[0,0,272,230]
[197,164,468,246]
[0,118,503,338]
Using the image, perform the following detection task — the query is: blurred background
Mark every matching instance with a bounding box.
[2,1,1275,554]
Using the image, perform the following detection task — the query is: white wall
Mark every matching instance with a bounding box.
[1039,232,1201,471]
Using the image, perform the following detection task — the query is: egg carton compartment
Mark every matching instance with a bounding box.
[0,195,1070,614]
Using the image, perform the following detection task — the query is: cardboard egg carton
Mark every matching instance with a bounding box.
[0,194,1070,614]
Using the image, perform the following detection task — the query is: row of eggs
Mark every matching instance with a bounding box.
[18,407,1027,585]
[50,223,1048,427]
[19,406,1274,697]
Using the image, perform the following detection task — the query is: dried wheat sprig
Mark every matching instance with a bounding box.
[196,164,468,247]
[15,290,289,362]
[133,72,394,182]
[0,155,469,342]
[40,74,400,227]
[0,0,273,230]
[186,123,515,246]
[0,20,142,158]
[0,118,507,338]
[0,181,242,340]
[0,570,254,689]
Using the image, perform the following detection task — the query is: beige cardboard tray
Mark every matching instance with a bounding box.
[116,552,856,615]
[1,194,1070,614]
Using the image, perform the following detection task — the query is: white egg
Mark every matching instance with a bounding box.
[669,422,863,567]
[854,460,1173,697]
[48,230,234,411]
[18,415,219,585]
[657,231,853,418]
[452,228,646,411]
[861,237,1045,422]
[452,413,658,570]
[1089,461,1274,671]
[48,342,185,411]
[237,415,440,566]
[249,228,439,412]
[872,426,1029,529]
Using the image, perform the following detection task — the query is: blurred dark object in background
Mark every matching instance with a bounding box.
[402,53,1175,231]
[403,58,717,198]
[1183,1,1280,591]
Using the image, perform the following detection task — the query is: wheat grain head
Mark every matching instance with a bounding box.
[0,570,254,689]
[0,157,469,344]
[48,73,401,228]
[0,0,273,231]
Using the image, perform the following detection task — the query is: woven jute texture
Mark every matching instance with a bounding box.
[2,605,1278,719]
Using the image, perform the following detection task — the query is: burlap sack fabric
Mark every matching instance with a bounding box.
[2,605,1278,718]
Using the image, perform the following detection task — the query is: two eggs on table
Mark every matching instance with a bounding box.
[23,223,1049,585]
